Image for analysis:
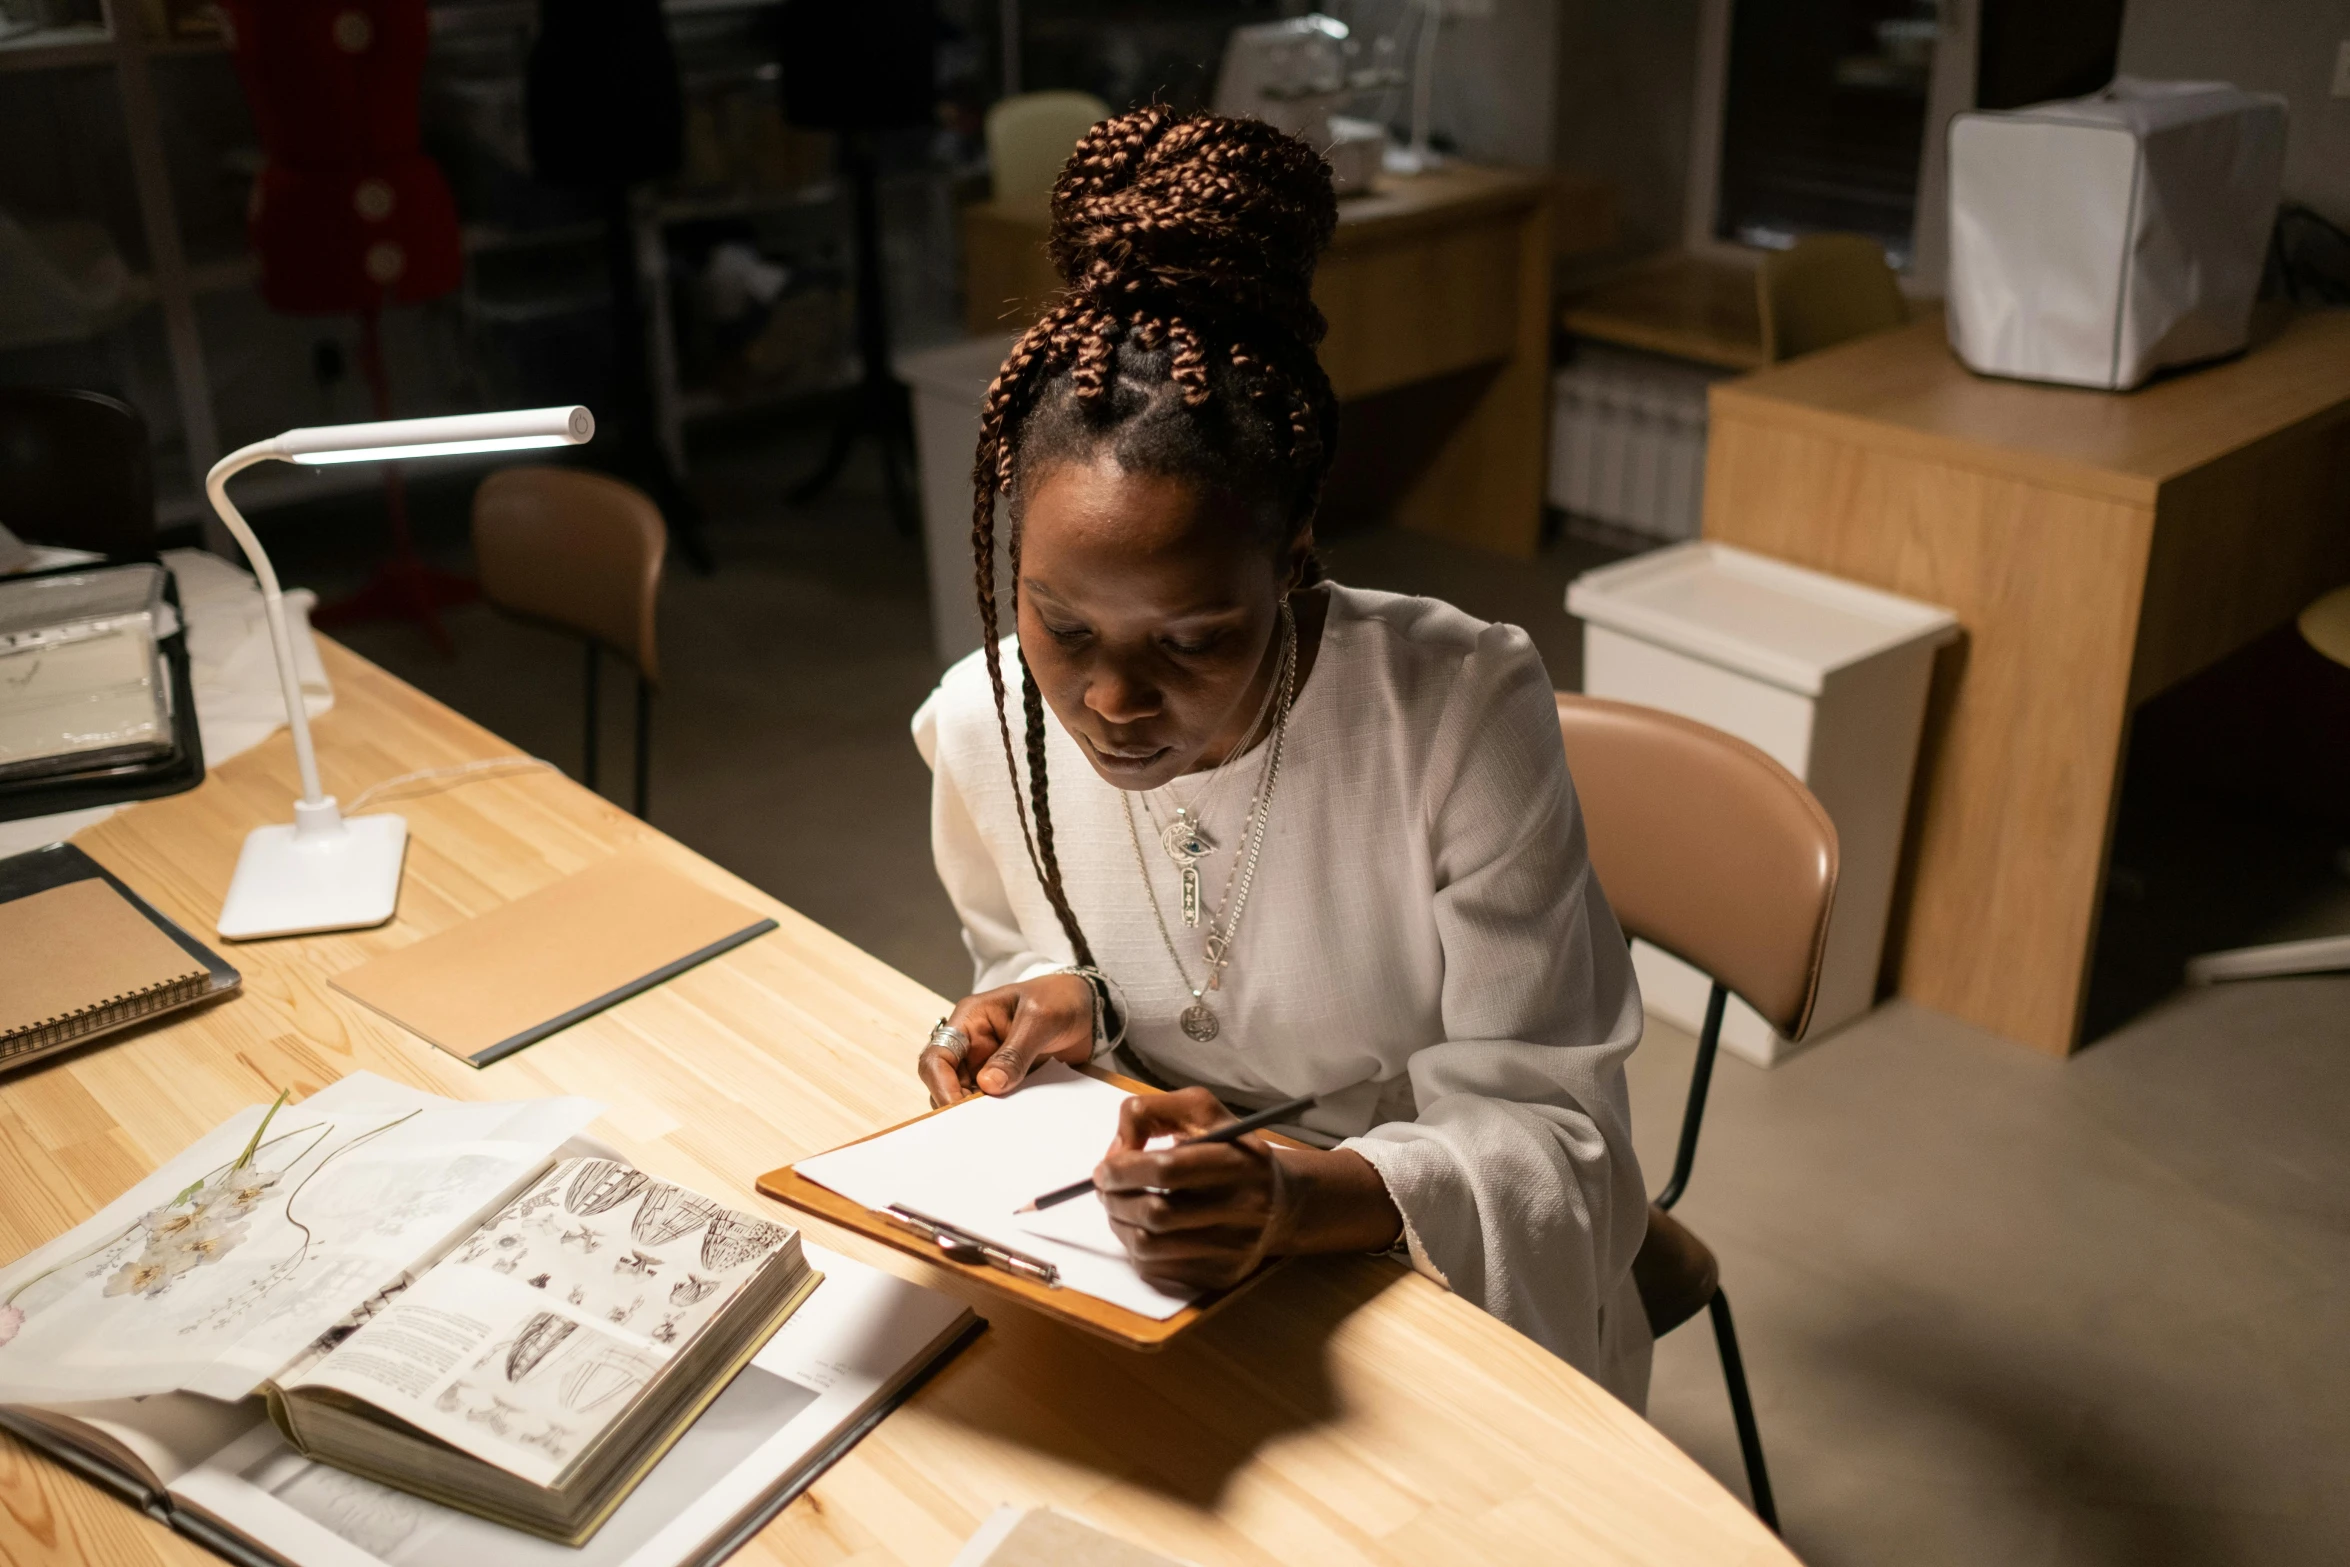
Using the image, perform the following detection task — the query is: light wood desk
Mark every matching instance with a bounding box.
[1559,253,1766,372]
[1703,308,2350,1055]
[0,643,1794,1567]
[962,164,1566,559]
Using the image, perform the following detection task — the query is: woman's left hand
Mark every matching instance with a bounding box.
[1094,1088,1403,1290]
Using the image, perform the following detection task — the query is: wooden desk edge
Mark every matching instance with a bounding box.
[1706,375,2165,506]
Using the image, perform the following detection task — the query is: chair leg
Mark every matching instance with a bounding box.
[633,674,652,820]
[1656,980,1727,1212]
[1707,1289,1778,1533]
[582,642,601,794]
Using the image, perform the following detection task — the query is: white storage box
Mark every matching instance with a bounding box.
[899,335,1017,665]
[1547,347,1725,543]
[1947,78,2286,391]
[1568,544,1957,1065]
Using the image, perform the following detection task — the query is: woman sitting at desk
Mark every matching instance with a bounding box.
[911,109,1650,1404]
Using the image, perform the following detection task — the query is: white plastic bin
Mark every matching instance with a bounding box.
[1567,543,1958,1065]
[898,334,1016,665]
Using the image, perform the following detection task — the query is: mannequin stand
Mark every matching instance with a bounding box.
[787,130,917,533]
[596,183,714,572]
[312,310,479,655]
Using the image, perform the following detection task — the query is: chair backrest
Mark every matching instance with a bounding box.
[986,91,1110,213]
[472,466,667,682]
[2300,583,2350,670]
[1556,693,1838,1040]
[1756,233,1906,363]
[0,387,155,561]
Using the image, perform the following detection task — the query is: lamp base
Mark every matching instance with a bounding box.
[218,802,408,940]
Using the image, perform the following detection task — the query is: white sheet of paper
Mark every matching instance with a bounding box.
[791,1063,1200,1320]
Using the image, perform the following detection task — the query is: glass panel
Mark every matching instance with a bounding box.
[1713,0,1937,266]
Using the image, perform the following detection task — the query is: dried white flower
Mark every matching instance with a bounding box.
[140,1204,208,1241]
[197,1168,281,1219]
[104,1257,175,1298]
[171,1219,252,1268]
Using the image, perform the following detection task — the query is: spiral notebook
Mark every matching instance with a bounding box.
[0,874,213,1065]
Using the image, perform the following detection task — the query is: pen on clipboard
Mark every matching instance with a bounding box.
[881,1204,1062,1288]
[1016,1092,1320,1213]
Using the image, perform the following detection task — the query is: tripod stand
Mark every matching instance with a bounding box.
[597,184,714,571]
[786,132,919,533]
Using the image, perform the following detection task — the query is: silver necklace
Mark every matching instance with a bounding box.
[1123,603,1297,1043]
[1139,629,1288,926]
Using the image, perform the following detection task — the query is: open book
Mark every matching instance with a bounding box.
[262,1154,818,1543]
[0,1075,953,1560]
[1,1245,976,1567]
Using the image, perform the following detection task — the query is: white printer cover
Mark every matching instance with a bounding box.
[1946,78,2286,390]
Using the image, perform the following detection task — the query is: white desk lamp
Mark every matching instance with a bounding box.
[206,405,594,940]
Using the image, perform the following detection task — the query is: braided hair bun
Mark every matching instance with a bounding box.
[1046,106,1338,356]
[968,107,1341,972]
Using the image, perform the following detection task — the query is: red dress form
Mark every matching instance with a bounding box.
[220,0,460,312]
[220,0,472,644]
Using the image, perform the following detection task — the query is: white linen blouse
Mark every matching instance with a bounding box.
[911,583,1652,1406]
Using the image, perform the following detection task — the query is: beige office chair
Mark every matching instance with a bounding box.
[2185,583,2350,984]
[473,467,666,819]
[1557,693,1841,1534]
[1756,233,1908,362]
[986,91,1109,213]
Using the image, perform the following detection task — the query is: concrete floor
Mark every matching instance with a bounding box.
[298,431,2350,1566]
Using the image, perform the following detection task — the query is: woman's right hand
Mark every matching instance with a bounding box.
[917,973,1097,1107]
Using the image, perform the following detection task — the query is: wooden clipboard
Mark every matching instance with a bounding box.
[757,1070,1297,1350]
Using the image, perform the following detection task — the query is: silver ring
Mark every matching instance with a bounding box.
[926,1019,969,1064]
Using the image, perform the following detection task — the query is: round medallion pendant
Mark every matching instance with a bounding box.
[1161,816,1214,863]
[1179,1002,1221,1042]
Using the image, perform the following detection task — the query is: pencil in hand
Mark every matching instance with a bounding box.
[1015,1092,1319,1213]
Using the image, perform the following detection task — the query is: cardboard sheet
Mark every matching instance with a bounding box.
[330,853,776,1066]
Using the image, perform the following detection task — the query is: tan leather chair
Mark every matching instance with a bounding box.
[1558,692,1840,1533]
[473,467,666,818]
[985,91,1109,214]
[2184,582,2350,984]
[0,387,156,562]
[1756,233,1907,362]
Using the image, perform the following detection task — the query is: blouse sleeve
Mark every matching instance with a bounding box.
[1337,625,1651,1375]
[913,683,1068,993]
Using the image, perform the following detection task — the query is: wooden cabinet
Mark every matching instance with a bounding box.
[1703,307,2350,1054]
[962,164,1564,558]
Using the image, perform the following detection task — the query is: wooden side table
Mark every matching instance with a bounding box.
[1702,307,2350,1054]
[1558,251,1767,373]
[961,164,1582,558]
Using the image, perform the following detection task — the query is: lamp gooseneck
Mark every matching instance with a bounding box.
[204,439,330,812]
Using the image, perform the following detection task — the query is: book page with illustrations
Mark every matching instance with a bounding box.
[0,1075,600,1405]
[279,1157,800,1487]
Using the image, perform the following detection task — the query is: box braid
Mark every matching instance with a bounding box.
[968,105,1340,971]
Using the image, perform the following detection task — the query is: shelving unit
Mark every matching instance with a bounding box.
[4,0,977,535]
[2,0,224,530]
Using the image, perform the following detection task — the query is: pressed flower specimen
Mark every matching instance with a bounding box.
[4,1089,296,1324]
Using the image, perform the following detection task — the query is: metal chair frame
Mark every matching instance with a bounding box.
[580,641,654,820]
[1651,972,1777,1533]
